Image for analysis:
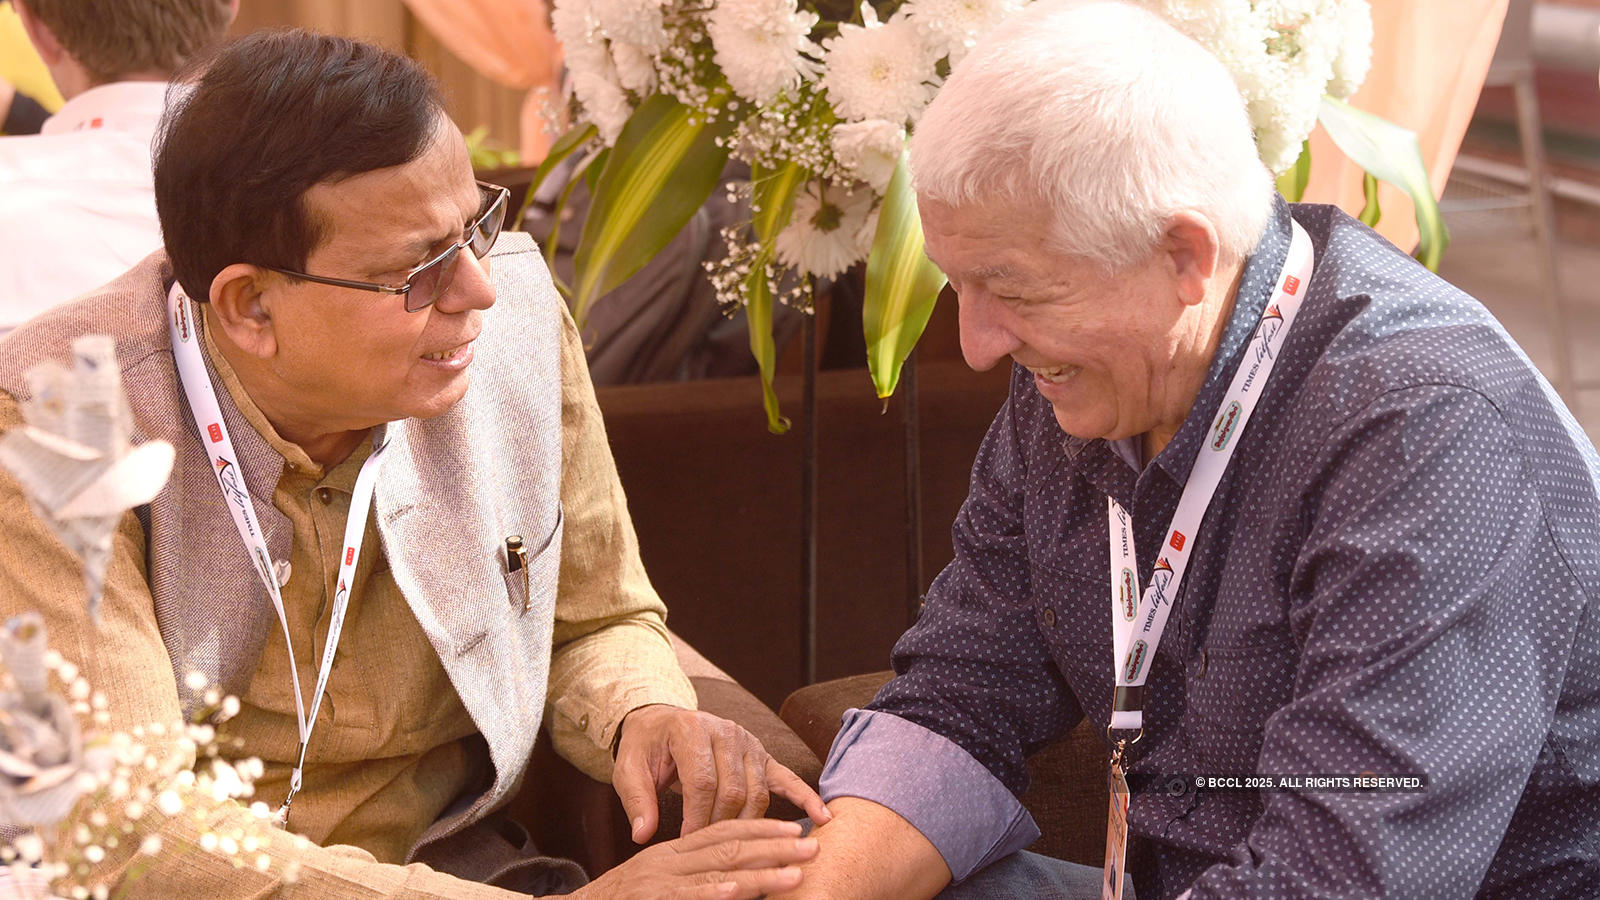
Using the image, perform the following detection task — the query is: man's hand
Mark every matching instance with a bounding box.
[571,817,818,900]
[613,704,832,843]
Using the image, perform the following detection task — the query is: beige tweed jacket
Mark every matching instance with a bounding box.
[0,233,591,880]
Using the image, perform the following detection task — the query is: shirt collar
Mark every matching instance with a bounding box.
[40,81,172,137]
[1148,195,1294,487]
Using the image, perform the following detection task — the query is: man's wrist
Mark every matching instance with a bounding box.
[613,702,675,758]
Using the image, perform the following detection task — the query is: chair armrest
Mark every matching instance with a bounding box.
[507,631,822,876]
[778,670,895,762]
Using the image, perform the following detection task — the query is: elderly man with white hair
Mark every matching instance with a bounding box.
[773,2,1600,899]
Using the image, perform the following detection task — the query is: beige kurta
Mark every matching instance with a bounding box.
[0,302,695,897]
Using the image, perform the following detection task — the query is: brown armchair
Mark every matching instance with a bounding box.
[505,633,822,876]
[779,671,1109,867]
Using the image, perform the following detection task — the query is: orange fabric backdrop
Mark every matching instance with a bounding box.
[1303,0,1509,251]
[400,0,564,160]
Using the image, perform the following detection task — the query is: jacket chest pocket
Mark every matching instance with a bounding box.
[503,505,563,617]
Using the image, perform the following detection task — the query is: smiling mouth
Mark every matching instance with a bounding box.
[422,341,472,362]
[1025,364,1079,385]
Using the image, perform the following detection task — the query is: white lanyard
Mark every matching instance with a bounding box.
[166,282,385,824]
[1106,220,1314,734]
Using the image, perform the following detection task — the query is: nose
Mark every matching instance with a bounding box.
[436,248,496,313]
[957,290,1019,371]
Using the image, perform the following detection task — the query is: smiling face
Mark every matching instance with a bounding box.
[921,194,1209,444]
[254,116,493,435]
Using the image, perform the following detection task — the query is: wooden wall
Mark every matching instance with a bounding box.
[230,0,527,160]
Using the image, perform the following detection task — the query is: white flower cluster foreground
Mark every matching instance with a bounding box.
[550,0,1374,289]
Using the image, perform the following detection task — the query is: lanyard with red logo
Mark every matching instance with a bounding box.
[166,281,385,826]
[1106,219,1314,739]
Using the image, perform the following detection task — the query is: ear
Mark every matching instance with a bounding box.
[208,264,278,360]
[13,0,64,66]
[1161,211,1222,308]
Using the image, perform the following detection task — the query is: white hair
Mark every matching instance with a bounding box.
[909,0,1274,271]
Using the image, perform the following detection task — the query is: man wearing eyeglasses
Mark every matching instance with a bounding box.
[0,29,825,900]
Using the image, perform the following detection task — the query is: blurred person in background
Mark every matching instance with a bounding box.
[0,0,59,134]
[0,0,235,336]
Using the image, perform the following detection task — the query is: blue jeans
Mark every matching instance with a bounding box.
[935,851,1135,899]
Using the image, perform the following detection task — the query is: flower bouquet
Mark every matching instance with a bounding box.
[533,0,1443,432]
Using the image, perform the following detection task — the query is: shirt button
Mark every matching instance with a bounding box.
[578,714,589,732]
[1195,648,1208,679]
[315,487,334,505]
[1043,608,1056,627]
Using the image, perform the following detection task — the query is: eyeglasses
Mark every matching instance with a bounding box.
[263,181,510,313]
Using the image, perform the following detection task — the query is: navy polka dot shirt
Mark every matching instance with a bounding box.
[821,199,1600,898]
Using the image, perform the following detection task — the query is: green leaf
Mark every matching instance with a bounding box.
[1358,170,1382,227]
[1275,141,1311,202]
[571,95,735,325]
[1317,96,1450,271]
[751,162,807,244]
[510,123,597,231]
[544,171,584,282]
[864,155,947,400]
[743,265,791,435]
[585,147,608,196]
[741,162,809,434]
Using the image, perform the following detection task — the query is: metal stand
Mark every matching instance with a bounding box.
[902,352,924,625]
[800,312,819,686]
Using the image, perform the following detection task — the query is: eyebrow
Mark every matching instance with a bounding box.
[363,189,486,278]
[969,264,1018,281]
[920,252,1017,282]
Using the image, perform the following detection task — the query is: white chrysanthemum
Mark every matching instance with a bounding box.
[831,119,904,193]
[708,0,822,105]
[1141,0,1361,174]
[902,0,1026,66]
[819,11,939,124]
[573,69,635,144]
[611,41,658,95]
[776,181,876,279]
[552,0,634,143]
[552,0,606,84]
[1327,0,1373,99]
[592,0,669,51]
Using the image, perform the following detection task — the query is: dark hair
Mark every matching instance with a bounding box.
[153,29,446,302]
[19,0,232,84]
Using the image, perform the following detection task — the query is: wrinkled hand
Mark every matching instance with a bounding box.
[613,704,831,843]
[572,818,818,900]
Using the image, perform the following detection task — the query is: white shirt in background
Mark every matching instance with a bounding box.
[0,81,170,336]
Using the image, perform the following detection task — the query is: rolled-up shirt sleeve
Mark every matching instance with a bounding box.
[820,707,1041,882]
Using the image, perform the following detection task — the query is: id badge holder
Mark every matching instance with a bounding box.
[1102,756,1130,900]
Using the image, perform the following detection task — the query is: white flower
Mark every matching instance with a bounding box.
[1140,0,1362,174]
[573,71,635,145]
[831,119,904,193]
[592,0,669,51]
[775,181,876,279]
[155,790,182,817]
[708,0,822,106]
[553,0,636,144]
[902,0,1026,66]
[1327,0,1372,99]
[611,41,658,95]
[819,10,939,125]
